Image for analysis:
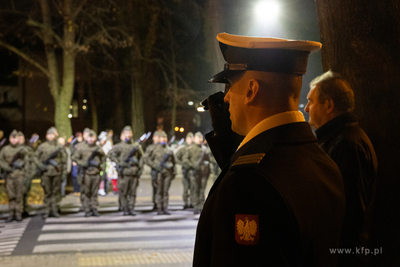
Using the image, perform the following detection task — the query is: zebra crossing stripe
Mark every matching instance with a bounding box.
[42,219,198,231]
[38,229,195,241]
[33,239,195,253]
[0,219,31,256]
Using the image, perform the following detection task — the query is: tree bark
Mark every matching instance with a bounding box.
[315,1,400,265]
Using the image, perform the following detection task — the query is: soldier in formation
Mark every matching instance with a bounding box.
[0,130,31,222]
[143,131,161,210]
[182,132,213,214]
[108,126,144,216]
[71,130,105,217]
[174,132,193,210]
[34,127,67,219]
[146,131,175,215]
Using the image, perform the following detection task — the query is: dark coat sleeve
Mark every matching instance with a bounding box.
[205,130,243,169]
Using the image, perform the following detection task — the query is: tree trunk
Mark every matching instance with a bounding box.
[112,62,124,131]
[168,21,178,138]
[315,1,400,265]
[131,62,145,140]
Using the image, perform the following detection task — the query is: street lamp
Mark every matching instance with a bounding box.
[254,1,280,23]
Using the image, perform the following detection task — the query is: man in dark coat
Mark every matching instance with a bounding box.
[305,70,378,266]
[193,33,346,267]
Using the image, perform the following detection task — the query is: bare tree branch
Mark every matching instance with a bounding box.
[0,39,51,77]
[26,19,64,48]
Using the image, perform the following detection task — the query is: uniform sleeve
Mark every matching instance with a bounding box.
[0,147,8,170]
[71,146,84,166]
[107,145,120,164]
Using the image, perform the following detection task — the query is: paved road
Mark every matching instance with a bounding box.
[0,176,215,267]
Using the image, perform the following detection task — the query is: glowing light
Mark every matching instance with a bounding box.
[188,101,194,106]
[83,99,87,103]
[197,107,205,112]
[174,127,179,132]
[68,114,73,118]
[82,105,87,110]
[299,104,305,108]
[254,1,279,23]
[69,105,73,109]
[179,127,184,132]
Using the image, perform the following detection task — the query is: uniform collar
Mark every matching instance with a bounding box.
[238,111,305,149]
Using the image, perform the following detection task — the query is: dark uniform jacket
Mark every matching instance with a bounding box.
[194,122,345,267]
[315,113,378,255]
[147,144,175,173]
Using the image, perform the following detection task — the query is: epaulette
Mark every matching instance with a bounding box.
[231,153,266,171]
[230,141,272,171]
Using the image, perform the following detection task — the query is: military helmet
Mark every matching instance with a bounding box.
[122,125,133,133]
[9,129,18,138]
[186,132,194,138]
[47,127,58,135]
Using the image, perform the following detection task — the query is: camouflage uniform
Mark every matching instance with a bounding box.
[143,133,161,209]
[108,139,144,215]
[147,139,175,215]
[174,133,193,209]
[21,145,36,216]
[183,136,212,214]
[71,135,105,216]
[35,131,66,218]
[0,131,30,222]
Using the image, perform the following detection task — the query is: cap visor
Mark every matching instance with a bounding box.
[208,69,243,83]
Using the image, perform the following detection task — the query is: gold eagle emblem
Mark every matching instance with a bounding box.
[236,217,258,241]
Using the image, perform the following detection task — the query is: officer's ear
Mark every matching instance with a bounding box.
[244,79,260,105]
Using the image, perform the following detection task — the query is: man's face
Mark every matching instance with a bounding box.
[153,135,160,144]
[9,136,19,145]
[124,131,133,141]
[161,136,168,144]
[77,136,83,142]
[18,136,25,144]
[186,137,193,145]
[194,135,203,145]
[305,86,328,130]
[58,137,65,146]
[223,74,247,135]
[87,135,96,144]
[46,133,55,141]
[83,132,89,141]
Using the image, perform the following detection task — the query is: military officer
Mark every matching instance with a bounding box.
[147,131,175,215]
[71,130,105,217]
[108,126,144,216]
[182,132,212,214]
[193,33,345,266]
[143,131,161,210]
[174,132,193,209]
[0,130,30,222]
[17,131,36,217]
[35,127,66,219]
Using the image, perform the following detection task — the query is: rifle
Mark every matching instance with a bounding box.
[1,149,26,179]
[36,148,62,175]
[0,138,7,148]
[86,147,101,168]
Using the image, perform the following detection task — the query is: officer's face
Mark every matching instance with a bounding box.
[153,136,160,144]
[46,133,55,141]
[305,86,328,130]
[224,74,247,135]
[9,136,19,145]
[83,132,89,141]
[194,135,203,145]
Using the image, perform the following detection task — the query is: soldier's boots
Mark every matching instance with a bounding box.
[194,209,201,215]
[163,208,171,215]
[157,208,164,215]
[84,211,92,217]
[52,211,60,218]
[5,214,14,223]
[123,207,129,216]
[15,214,22,222]
[42,213,48,220]
[22,211,29,218]
[92,209,100,217]
[152,204,157,211]
[183,204,190,210]
[129,209,136,216]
